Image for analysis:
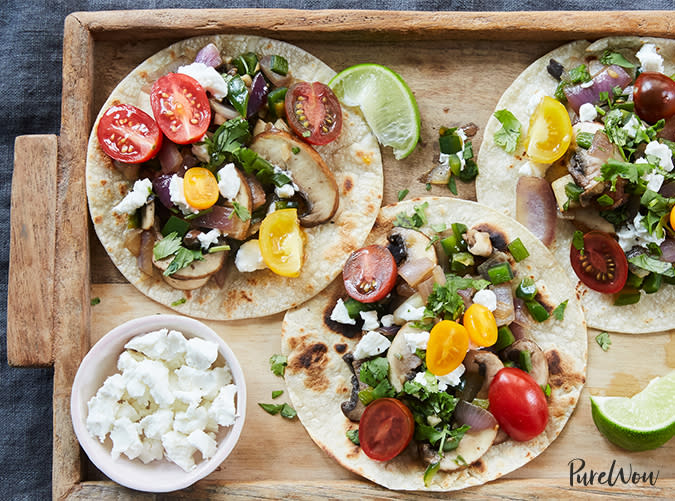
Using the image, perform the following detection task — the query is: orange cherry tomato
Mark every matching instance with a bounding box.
[359,398,414,461]
[463,303,498,347]
[670,206,675,232]
[425,320,469,376]
[183,167,220,210]
[259,209,304,277]
[526,96,573,164]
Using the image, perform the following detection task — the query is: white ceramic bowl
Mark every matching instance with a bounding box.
[71,314,246,492]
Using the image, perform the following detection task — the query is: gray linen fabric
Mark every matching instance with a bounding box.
[1,1,672,499]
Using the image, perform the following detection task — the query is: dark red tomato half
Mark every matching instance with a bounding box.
[633,72,675,124]
[343,245,397,303]
[570,231,628,294]
[359,398,415,461]
[96,104,163,163]
[488,367,549,442]
[284,81,342,145]
[150,73,211,144]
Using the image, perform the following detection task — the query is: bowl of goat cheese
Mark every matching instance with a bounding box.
[70,314,246,493]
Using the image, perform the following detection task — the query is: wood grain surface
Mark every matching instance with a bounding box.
[8,9,674,500]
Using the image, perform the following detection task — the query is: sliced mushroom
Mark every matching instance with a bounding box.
[162,274,211,290]
[567,207,616,234]
[463,350,504,399]
[386,323,424,392]
[464,229,493,257]
[141,200,155,230]
[244,173,267,211]
[250,130,339,227]
[419,425,499,472]
[341,353,367,422]
[503,338,549,388]
[390,227,438,265]
[152,246,226,280]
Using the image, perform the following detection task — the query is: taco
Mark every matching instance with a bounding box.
[281,197,586,491]
[476,37,675,333]
[86,35,383,320]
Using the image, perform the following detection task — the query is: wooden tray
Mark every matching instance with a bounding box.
[8,9,675,500]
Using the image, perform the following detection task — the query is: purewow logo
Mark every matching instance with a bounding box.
[569,458,660,487]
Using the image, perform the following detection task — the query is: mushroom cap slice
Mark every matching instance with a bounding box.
[250,130,339,227]
[419,425,499,472]
[463,350,504,399]
[161,274,211,290]
[504,338,549,388]
[390,227,438,265]
[153,247,227,280]
[387,323,424,392]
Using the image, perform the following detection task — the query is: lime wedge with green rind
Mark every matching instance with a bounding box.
[329,63,420,160]
[590,371,675,451]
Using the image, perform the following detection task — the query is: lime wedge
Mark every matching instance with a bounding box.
[590,371,675,451]
[329,64,420,160]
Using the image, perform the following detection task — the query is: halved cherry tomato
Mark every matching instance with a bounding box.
[183,167,219,210]
[359,398,414,461]
[342,245,397,303]
[671,205,675,232]
[259,209,304,277]
[96,104,163,163]
[284,81,342,145]
[463,303,498,347]
[570,231,628,294]
[633,72,675,124]
[526,96,573,164]
[150,73,211,144]
[488,367,549,441]
[426,320,469,376]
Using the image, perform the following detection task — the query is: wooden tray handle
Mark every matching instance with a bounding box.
[8,134,58,367]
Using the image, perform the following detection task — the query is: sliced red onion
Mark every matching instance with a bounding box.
[259,55,292,87]
[190,205,248,240]
[564,65,632,114]
[516,176,556,247]
[659,239,675,263]
[247,72,270,119]
[152,174,174,209]
[158,141,183,174]
[194,43,222,68]
[512,297,534,331]
[399,257,436,288]
[124,228,143,256]
[508,321,528,341]
[491,283,515,327]
[210,98,240,120]
[454,400,498,431]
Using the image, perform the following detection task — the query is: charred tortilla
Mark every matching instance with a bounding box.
[281,197,587,491]
[86,35,383,320]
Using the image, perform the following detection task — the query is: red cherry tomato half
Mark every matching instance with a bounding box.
[633,72,675,124]
[570,231,628,294]
[96,104,163,163]
[150,73,211,144]
[488,367,549,442]
[284,81,342,145]
[342,245,397,303]
[359,398,415,461]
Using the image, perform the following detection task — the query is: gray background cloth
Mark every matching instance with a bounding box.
[1,1,672,499]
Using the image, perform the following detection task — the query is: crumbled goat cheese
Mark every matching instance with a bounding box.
[360,310,380,331]
[197,229,221,251]
[275,183,296,198]
[404,330,430,353]
[86,329,237,472]
[622,115,643,139]
[353,331,391,360]
[644,171,665,192]
[578,102,598,122]
[617,212,666,252]
[380,314,395,328]
[436,364,466,391]
[636,43,664,73]
[112,178,153,214]
[217,163,241,201]
[644,141,674,172]
[472,289,498,312]
[397,304,426,322]
[234,239,267,272]
[177,62,228,100]
[330,298,356,325]
[169,174,199,214]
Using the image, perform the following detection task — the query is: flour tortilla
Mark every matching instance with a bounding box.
[86,35,383,320]
[281,197,587,491]
[476,37,675,333]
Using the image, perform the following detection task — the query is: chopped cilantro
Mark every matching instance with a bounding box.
[448,175,457,195]
[90,297,101,306]
[153,232,182,260]
[204,116,251,169]
[171,297,186,307]
[542,383,552,397]
[164,247,203,276]
[397,188,409,201]
[595,332,611,351]
[628,254,675,278]
[258,402,297,419]
[358,357,389,387]
[600,50,635,69]
[423,461,441,487]
[231,200,251,222]
[272,390,283,399]
[291,146,300,154]
[454,454,468,466]
[572,230,585,252]
[493,109,521,154]
[552,300,568,321]
[426,182,432,191]
[269,354,288,377]
[346,429,360,445]
[280,404,297,419]
[597,194,615,207]
[394,201,429,229]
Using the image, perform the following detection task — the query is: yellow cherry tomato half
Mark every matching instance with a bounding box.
[426,320,469,376]
[463,303,498,347]
[525,96,573,164]
[259,208,304,277]
[671,205,675,231]
[183,167,219,210]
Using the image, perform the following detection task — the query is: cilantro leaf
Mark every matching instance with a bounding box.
[423,461,441,487]
[164,247,203,276]
[572,231,585,252]
[171,298,186,307]
[153,232,182,260]
[90,297,101,306]
[227,75,249,117]
[280,403,297,419]
[359,357,389,387]
[394,201,429,229]
[552,300,568,321]
[269,354,288,376]
[258,402,296,419]
[627,254,675,278]
[600,50,635,69]
[397,189,409,201]
[258,403,282,415]
[231,200,251,221]
[272,390,283,399]
[204,116,250,169]
[493,109,521,154]
[346,429,360,445]
[595,332,611,351]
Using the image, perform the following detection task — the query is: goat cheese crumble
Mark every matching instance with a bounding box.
[112,178,153,214]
